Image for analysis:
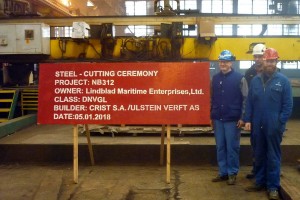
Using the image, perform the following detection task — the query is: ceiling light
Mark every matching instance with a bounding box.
[87,0,95,7]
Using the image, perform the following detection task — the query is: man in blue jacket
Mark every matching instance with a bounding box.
[244,43,266,179]
[211,50,248,185]
[244,48,293,200]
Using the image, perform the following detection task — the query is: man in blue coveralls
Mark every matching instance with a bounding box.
[211,50,248,185]
[244,48,293,200]
[244,43,266,179]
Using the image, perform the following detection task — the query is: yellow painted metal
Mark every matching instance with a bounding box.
[181,38,212,60]
[1,15,300,26]
[182,37,300,61]
[21,89,39,116]
[49,37,300,61]
[211,38,300,61]
[0,90,18,122]
[50,39,90,59]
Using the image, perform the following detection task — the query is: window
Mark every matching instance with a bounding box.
[283,24,299,35]
[169,0,179,10]
[238,0,270,14]
[277,61,282,69]
[125,0,198,16]
[283,61,298,69]
[212,0,223,13]
[215,25,233,36]
[221,24,300,36]
[238,0,253,14]
[223,0,233,13]
[237,24,266,36]
[183,25,197,36]
[239,61,253,69]
[52,27,72,37]
[237,25,252,36]
[253,0,268,14]
[201,0,233,13]
[122,24,196,37]
[125,1,134,15]
[125,25,154,37]
[265,25,282,36]
[201,0,212,13]
[181,0,197,10]
[125,1,146,16]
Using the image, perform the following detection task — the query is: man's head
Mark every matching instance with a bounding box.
[263,48,279,76]
[252,44,266,72]
[218,50,235,74]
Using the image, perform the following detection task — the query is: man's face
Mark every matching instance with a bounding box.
[219,60,232,74]
[263,59,277,75]
[253,55,264,66]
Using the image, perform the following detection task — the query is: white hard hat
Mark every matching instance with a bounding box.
[252,44,266,55]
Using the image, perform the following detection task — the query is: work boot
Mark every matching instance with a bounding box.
[268,190,279,200]
[211,175,228,182]
[227,175,236,185]
[246,172,255,179]
[245,184,266,192]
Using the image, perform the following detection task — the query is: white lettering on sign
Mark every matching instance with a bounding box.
[89,105,111,111]
[53,113,73,119]
[54,79,89,85]
[54,96,80,102]
[117,88,147,94]
[117,71,158,77]
[127,104,162,111]
[82,96,107,103]
[83,71,115,77]
[163,105,188,111]
[91,79,114,85]
[54,105,86,111]
[149,88,189,96]
[53,113,111,120]
[189,105,200,111]
[190,89,204,95]
[82,70,158,77]
[85,88,116,94]
[54,88,82,94]
[113,105,126,111]
[55,71,77,77]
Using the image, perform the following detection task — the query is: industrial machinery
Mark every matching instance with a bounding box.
[0,0,300,121]
[1,14,300,85]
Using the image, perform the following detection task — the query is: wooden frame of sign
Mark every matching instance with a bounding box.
[72,124,172,184]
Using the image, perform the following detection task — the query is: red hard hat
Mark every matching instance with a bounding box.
[263,48,279,60]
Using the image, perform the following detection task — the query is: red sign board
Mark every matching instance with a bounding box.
[38,62,211,125]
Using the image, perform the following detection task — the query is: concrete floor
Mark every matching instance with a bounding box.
[1,163,300,200]
[1,164,300,200]
[0,119,300,199]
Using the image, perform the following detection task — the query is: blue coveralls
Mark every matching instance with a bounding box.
[211,70,246,177]
[244,72,293,191]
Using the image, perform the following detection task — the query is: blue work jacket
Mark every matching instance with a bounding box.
[211,70,244,122]
[244,72,293,132]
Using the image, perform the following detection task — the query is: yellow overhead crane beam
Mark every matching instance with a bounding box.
[1,15,300,61]
[49,37,300,61]
[1,14,300,26]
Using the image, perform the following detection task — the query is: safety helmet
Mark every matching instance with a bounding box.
[263,48,279,60]
[218,50,236,61]
[252,44,266,55]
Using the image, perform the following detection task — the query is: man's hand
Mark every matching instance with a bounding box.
[244,122,251,131]
[237,120,245,128]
